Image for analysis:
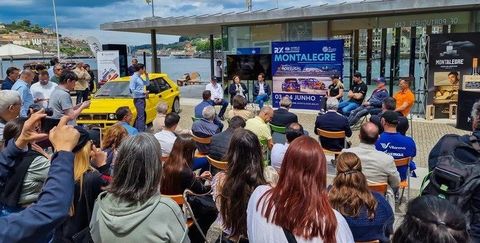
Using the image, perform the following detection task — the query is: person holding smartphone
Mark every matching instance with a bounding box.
[129,63,149,132]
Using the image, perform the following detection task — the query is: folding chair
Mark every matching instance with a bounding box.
[259,138,270,167]
[191,116,201,122]
[192,134,212,158]
[317,128,347,164]
[394,157,411,205]
[367,182,388,196]
[207,155,228,171]
[269,124,286,134]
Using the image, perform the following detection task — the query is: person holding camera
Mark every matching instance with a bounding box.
[31,70,57,108]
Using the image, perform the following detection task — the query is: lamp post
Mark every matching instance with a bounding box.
[146,0,155,17]
[52,0,60,59]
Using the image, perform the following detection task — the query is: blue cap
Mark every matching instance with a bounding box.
[375,77,386,84]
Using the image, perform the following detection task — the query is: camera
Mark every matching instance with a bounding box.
[28,104,59,133]
[28,104,54,117]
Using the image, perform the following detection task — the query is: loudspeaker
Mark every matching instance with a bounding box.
[456,90,480,131]
[102,44,128,77]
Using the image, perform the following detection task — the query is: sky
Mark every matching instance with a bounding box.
[0,0,347,46]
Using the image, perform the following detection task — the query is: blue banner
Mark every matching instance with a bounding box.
[271,40,344,110]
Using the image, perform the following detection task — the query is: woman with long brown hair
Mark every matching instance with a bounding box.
[247,136,353,243]
[100,124,128,178]
[329,152,394,242]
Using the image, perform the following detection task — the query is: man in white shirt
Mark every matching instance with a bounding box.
[154,112,180,157]
[271,123,304,171]
[205,77,228,120]
[30,70,57,108]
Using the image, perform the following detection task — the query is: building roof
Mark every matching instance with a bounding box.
[100,0,480,36]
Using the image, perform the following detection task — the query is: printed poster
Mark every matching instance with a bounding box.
[97,50,120,85]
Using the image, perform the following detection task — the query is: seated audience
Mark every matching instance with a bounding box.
[98,124,128,179]
[90,133,188,242]
[315,97,352,151]
[161,134,215,242]
[195,90,223,131]
[228,75,248,103]
[370,97,409,135]
[0,90,21,145]
[208,116,246,161]
[226,95,254,121]
[192,106,220,154]
[153,102,190,134]
[115,106,138,136]
[212,129,267,242]
[155,112,180,157]
[329,152,394,242]
[0,118,50,216]
[247,136,354,242]
[393,195,469,243]
[270,96,298,127]
[338,72,367,116]
[253,73,271,109]
[343,122,400,209]
[0,115,81,242]
[271,122,304,171]
[53,127,107,242]
[205,77,228,120]
[348,77,389,126]
[393,78,415,117]
[375,111,417,181]
[245,106,274,150]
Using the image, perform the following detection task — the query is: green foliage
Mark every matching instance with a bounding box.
[191,38,222,52]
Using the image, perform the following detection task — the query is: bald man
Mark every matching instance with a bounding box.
[245,106,274,149]
[11,69,35,117]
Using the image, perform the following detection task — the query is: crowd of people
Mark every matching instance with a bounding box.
[0,60,478,243]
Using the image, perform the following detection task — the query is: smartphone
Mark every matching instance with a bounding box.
[41,117,61,133]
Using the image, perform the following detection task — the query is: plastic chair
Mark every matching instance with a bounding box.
[162,194,194,228]
[394,157,411,205]
[191,116,201,122]
[269,124,286,134]
[207,155,228,170]
[192,134,212,158]
[368,182,388,196]
[316,128,347,160]
[259,138,270,167]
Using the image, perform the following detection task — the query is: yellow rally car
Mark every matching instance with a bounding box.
[77,73,180,128]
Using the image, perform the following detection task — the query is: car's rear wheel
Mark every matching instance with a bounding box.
[172,97,180,113]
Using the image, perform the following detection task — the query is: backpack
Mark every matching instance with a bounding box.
[421,134,480,228]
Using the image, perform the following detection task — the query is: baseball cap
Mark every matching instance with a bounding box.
[382,111,399,125]
[375,77,386,84]
[72,126,93,153]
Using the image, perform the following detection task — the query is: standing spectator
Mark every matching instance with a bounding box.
[343,122,400,209]
[47,57,59,78]
[48,71,90,125]
[129,63,149,132]
[50,64,63,84]
[270,96,298,127]
[0,90,21,143]
[393,79,415,117]
[52,127,106,242]
[393,196,469,243]
[127,58,138,76]
[214,60,223,83]
[271,122,304,171]
[152,102,190,134]
[85,64,96,93]
[370,97,409,135]
[161,134,215,242]
[115,106,138,136]
[229,75,248,103]
[33,64,46,84]
[338,72,368,116]
[205,77,228,120]
[253,73,271,109]
[1,67,20,90]
[154,112,180,157]
[329,152,394,242]
[89,133,189,243]
[226,95,254,121]
[315,97,352,152]
[245,106,274,150]
[30,70,57,108]
[375,111,417,182]
[328,74,344,101]
[208,116,246,161]
[247,136,354,242]
[73,62,91,104]
[11,69,34,117]
[347,77,389,126]
[194,90,223,131]
[213,129,267,242]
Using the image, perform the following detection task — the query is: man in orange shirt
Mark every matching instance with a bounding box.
[394,79,415,117]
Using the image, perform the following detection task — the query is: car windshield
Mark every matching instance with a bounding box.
[95,82,131,98]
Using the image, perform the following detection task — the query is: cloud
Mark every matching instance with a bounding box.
[0,0,34,7]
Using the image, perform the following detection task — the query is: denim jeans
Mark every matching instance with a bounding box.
[255,94,269,109]
[338,101,360,116]
[133,98,146,132]
[208,99,228,118]
[192,157,209,173]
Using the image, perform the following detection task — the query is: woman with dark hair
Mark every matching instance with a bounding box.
[161,134,215,243]
[247,136,353,243]
[226,95,254,121]
[228,75,248,103]
[90,133,188,242]
[393,195,469,243]
[329,152,394,242]
[212,128,267,242]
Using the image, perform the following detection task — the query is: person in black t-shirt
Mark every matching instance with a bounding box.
[338,72,367,116]
[328,75,344,102]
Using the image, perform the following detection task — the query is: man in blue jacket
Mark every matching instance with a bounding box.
[0,114,80,243]
[348,77,389,126]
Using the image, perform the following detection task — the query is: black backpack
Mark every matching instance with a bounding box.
[422,134,480,228]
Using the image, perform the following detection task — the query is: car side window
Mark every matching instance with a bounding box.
[158,78,171,92]
[147,78,161,94]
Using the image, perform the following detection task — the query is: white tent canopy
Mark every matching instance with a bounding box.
[0,43,40,80]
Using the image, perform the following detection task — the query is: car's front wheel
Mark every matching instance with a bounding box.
[172,97,180,113]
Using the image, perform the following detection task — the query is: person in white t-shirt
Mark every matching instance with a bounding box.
[247,136,354,243]
[154,112,180,157]
[205,77,228,120]
[30,70,57,108]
